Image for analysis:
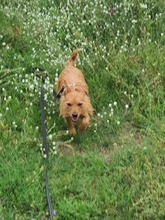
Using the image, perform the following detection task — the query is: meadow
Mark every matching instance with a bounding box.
[0,0,165,219]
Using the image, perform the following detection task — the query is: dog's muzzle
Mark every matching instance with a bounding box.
[71,112,78,122]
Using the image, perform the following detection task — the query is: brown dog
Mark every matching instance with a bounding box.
[56,50,93,136]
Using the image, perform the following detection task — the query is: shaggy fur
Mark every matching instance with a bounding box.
[56,49,93,136]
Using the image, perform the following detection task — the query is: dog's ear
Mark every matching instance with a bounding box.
[84,90,88,96]
[82,89,88,97]
[75,87,82,93]
[75,87,88,96]
[63,80,71,95]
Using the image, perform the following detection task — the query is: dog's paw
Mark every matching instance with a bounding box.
[78,117,89,132]
[78,123,88,132]
[69,128,76,136]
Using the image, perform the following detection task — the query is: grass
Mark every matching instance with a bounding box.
[0,0,165,219]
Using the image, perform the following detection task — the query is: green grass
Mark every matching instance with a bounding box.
[0,0,165,219]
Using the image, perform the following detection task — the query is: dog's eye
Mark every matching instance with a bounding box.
[78,103,83,106]
[67,103,72,106]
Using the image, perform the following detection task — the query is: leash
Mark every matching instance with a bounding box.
[32,67,55,219]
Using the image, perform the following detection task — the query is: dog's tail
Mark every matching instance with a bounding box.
[67,49,78,66]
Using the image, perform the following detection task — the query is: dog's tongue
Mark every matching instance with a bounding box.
[72,116,78,122]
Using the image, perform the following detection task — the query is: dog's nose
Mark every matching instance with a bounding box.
[72,112,78,118]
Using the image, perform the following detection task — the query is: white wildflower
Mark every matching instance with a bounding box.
[113,101,117,106]
[43,154,47,158]
[132,19,137,24]
[49,134,52,140]
[125,104,129,109]
[97,113,101,117]
[140,3,147,9]
[117,120,120,125]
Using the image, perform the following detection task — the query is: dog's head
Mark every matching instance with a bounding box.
[60,84,91,122]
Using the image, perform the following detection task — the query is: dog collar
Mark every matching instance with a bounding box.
[56,84,73,98]
[56,83,87,98]
[56,85,65,98]
[68,83,75,87]
[56,83,76,98]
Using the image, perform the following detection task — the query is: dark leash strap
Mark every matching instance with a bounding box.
[32,67,54,219]
[40,77,54,220]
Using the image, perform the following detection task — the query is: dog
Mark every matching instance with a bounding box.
[56,49,93,136]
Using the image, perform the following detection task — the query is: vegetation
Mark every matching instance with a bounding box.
[0,0,165,219]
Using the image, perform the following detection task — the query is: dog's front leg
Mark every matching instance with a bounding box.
[78,116,90,132]
[66,117,76,136]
